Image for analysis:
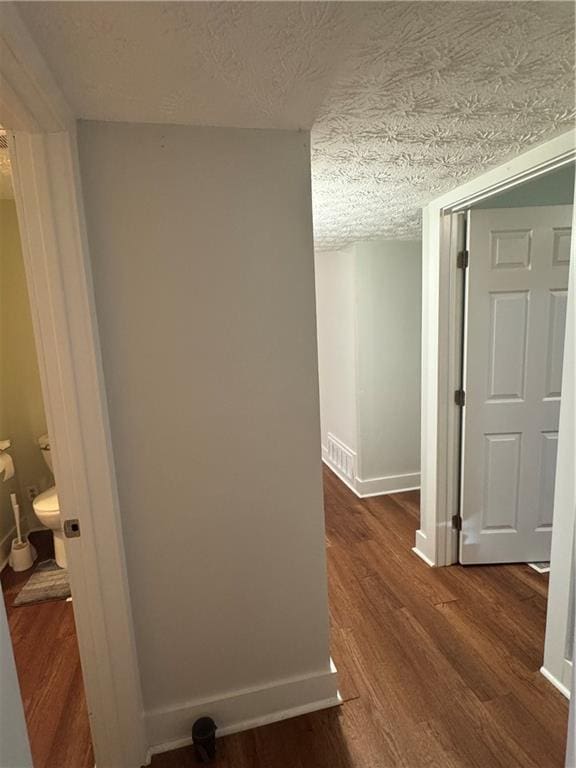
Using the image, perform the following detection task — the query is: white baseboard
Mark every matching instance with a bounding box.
[0,525,16,572]
[355,472,420,497]
[540,665,571,699]
[412,530,436,567]
[146,660,340,759]
[322,455,420,498]
[412,545,436,568]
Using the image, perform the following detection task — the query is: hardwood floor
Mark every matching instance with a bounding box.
[1,531,93,768]
[152,466,568,768]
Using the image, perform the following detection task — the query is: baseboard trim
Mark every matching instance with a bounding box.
[322,457,420,498]
[540,665,571,699]
[146,660,340,759]
[412,529,436,567]
[412,546,436,568]
[355,472,420,497]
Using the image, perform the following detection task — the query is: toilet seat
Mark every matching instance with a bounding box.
[32,486,62,533]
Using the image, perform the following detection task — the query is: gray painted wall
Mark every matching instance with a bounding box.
[315,246,358,454]
[355,240,422,481]
[78,120,332,716]
[473,163,574,209]
[315,239,422,487]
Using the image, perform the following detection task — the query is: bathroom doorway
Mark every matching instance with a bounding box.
[0,128,94,767]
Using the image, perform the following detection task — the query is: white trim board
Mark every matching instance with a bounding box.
[540,664,572,700]
[0,5,148,766]
[146,662,340,760]
[322,451,420,498]
[356,473,421,497]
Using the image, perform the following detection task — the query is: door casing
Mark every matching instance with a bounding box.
[0,4,148,766]
[415,131,576,570]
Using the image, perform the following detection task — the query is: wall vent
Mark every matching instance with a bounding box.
[326,434,355,482]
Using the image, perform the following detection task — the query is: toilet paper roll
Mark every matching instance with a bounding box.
[0,451,15,481]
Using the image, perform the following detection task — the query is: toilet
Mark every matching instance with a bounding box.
[32,434,66,568]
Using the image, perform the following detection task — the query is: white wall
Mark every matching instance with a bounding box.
[315,239,422,496]
[314,247,358,455]
[77,121,336,746]
[355,240,421,486]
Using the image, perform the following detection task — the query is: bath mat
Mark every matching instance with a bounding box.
[14,559,71,606]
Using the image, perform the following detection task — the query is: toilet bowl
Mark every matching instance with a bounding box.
[32,434,66,568]
[33,486,66,568]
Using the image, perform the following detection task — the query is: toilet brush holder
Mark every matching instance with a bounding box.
[9,537,37,572]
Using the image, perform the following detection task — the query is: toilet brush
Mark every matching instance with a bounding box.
[9,492,36,572]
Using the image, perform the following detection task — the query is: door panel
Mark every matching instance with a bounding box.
[487,291,529,400]
[460,205,572,564]
[482,432,521,531]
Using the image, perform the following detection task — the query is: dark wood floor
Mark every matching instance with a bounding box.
[152,466,568,768]
[1,530,93,768]
[1,472,568,768]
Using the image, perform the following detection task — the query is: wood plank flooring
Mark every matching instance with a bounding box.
[1,531,93,768]
[1,471,567,768]
[152,466,569,768]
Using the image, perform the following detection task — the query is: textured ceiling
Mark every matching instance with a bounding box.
[312,2,576,248]
[18,2,356,130]
[17,2,576,249]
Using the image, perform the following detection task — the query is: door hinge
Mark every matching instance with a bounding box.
[457,249,469,269]
[452,514,462,531]
[454,389,466,407]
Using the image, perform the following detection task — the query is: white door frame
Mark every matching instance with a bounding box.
[1,5,147,766]
[415,128,576,569]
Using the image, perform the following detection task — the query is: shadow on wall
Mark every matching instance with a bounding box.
[0,199,50,563]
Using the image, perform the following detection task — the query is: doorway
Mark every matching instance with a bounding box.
[455,164,574,566]
[0,129,94,767]
[446,162,576,700]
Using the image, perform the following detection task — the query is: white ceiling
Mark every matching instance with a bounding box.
[17,2,576,249]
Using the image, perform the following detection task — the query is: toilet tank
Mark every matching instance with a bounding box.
[38,433,53,473]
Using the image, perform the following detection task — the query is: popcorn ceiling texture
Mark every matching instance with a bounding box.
[312,2,576,248]
[16,2,576,248]
[18,3,355,130]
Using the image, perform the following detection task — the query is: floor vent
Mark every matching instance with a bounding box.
[326,434,355,482]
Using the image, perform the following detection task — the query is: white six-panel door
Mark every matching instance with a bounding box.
[460,205,572,564]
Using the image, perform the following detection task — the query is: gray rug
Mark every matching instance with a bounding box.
[14,559,71,606]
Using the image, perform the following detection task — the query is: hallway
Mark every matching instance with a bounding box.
[154,466,568,767]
